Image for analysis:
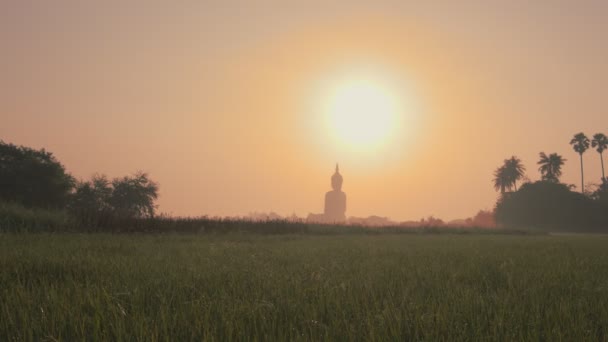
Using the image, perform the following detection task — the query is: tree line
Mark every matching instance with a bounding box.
[494,133,606,193]
[0,140,159,228]
[3,133,607,232]
[493,132,608,230]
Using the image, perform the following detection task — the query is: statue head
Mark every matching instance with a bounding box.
[331,163,343,191]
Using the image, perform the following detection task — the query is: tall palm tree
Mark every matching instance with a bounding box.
[493,166,508,194]
[503,156,526,191]
[537,152,566,183]
[493,156,525,193]
[570,132,590,192]
[591,133,607,183]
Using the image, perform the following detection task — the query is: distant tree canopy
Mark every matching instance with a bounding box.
[0,139,159,229]
[537,152,565,183]
[70,172,158,225]
[570,132,591,193]
[493,156,526,193]
[495,181,606,230]
[69,174,113,226]
[591,133,607,182]
[108,172,158,218]
[0,140,74,208]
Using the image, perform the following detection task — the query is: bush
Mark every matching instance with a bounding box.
[69,174,114,229]
[495,181,604,231]
[0,201,74,232]
[69,172,159,229]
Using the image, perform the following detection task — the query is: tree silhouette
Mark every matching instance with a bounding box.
[505,156,526,191]
[493,156,525,193]
[493,166,509,193]
[591,133,607,183]
[495,181,599,230]
[570,133,590,192]
[537,152,566,183]
[70,174,113,227]
[108,172,159,218]
[0,140,74,208]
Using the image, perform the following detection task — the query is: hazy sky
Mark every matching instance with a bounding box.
[2,1,607,221]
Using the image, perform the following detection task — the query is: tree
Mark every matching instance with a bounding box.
[0,140,74,208]
[470,210,496,227]
[537,152,566,183]
[69,174,113,226]
[69,172,159,227]
[504,156,526,191]
[493,156,525,194]
[570,133,590,193]
[108,172,159,218]
[591,133,607,183]
[493,166,509,194]
[495,181,600,230]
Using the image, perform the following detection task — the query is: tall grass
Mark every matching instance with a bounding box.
[1,233,608,340]
[0,201,73,232]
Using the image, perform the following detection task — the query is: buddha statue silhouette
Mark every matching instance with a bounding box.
[324,164,347,222]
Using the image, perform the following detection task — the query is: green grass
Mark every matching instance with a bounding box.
[1,233,608,340]
[0,202,74,232]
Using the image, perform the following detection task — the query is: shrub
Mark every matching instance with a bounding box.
[69,172,159,229]
[0,201,74,232]
[495,181,603,231]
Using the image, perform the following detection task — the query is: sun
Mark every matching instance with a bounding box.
[322,76,403,152]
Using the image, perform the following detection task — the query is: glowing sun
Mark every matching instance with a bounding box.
[323,76,403,152]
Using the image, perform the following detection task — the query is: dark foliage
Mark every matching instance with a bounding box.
[493,156,526,193]
[69,172,159,228]
[0,201,73,232]
[537,152,565,183]
[495,181,607,231]
[591,133,607,181]
[570,132,591,192]
[69,174,114,228]
[107,172,158,219]
[0,140,74,208]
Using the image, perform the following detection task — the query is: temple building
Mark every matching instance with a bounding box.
[324,164,347,222]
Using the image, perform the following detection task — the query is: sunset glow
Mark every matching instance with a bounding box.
[323,77,402,152]
[2,2,607,221]
[3,3,608,338]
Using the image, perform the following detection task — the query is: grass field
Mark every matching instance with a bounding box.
[2,232,608,340]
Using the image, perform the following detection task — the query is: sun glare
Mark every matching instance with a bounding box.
[323,76,403,152]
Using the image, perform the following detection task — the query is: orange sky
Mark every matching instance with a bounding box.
[2,1,607,221]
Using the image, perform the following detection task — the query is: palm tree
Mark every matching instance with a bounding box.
[493,166,508,194]
[504,156,526,191]
[591,133,607,183]
[493,156,526,193]
[570,133,590,192]
[537,152,566,183]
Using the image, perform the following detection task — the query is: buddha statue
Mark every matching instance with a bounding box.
[324,164,347,222]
